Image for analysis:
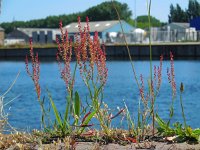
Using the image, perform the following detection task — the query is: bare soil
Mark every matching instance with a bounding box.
[1,132,200,150]
[34,142,200,150]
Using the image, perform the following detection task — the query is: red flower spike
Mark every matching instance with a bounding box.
[59,20,63,29]
[139,74,145,100]
[167,67,171,83]
[74,17,108,87]
[56,21,73,93]
[151,79,154,98]
[170,52,176,97]
[25,38,41,100]
[25,55,31,77]
[154,65,157,83]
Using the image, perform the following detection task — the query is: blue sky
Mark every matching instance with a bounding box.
[0,0,188,23]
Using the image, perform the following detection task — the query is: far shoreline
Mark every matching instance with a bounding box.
[0,42,200,60]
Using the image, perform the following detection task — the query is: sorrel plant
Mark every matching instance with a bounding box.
[25,17,117,137]
[166,51,177,127]
[25,39,47,128]
[137,54,163,140]
[54,20,96,135]
[55,20,79,133]
[111,0,200,143]
[112,0,159,140]
[74,17,112,135]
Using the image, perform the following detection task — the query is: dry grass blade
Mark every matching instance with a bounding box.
[0,71,20,133]
[111,0,140,90]
[1,71,20,97]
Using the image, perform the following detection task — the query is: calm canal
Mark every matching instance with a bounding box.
[0,60,200,130]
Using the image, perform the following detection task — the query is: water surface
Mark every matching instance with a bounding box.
[0,60,200,130]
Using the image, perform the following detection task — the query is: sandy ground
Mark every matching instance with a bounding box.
[31,142,200,150]
[2,133,200,150]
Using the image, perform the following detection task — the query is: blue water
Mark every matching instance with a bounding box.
[0,60,200,131]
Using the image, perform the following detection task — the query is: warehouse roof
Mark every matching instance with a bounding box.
[16,28,60,36]
[170,22,190,29]
[63,20,122,33]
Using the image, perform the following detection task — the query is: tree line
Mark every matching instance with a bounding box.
[0,1,163,34]
[0,1,131,34]
[2,1,199,34]
[169,0,200,23]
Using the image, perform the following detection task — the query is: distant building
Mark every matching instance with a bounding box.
[63,20,134,42]
[190,17,200,30]
[7,28,60,44]
[0,27,4,45]
[4,39,25,46]
[163,22,197,42]
[165,22,190,32]
[131,28,147,43]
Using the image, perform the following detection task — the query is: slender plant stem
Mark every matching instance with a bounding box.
[180,92,187,128]
[71,61,78,93]
[111,0,140,90]
[147,0,153,80]
[146,0,155,136]
[2,72,20,97]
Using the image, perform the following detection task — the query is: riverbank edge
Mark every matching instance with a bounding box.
[0,42,200,60]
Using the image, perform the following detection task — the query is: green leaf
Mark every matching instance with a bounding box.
[192,128,200,141]
[173,122,184,136]
[75,91,81,118]
[155,114,167,129]
[79,110,96,134]
[64,96,70,121]
[192,128,200,135]
[155,114,175,136]
[47,91,63,128]
[64,96,70,127]
[82,110,96,126]
[169,107,174,118]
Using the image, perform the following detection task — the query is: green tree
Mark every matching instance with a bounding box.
[168,4,175,23]
[0,1,132,34]
[83,1,132,21]
[168,0,200,23]
[187,0,200,19]
[168,4,188,23]
[135,15,162,29]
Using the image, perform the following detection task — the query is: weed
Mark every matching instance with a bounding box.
[0,72,20,133]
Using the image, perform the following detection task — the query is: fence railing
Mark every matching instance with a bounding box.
[105,31,200,44]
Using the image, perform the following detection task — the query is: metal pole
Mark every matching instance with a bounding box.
[0,0,1,15]
[134,0,137,28]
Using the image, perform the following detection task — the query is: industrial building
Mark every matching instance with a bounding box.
[164,22,190,32]
[7,28,60,44]
[162,22,197,42]
[63,20,134,43]
[0,27,4,45]
[5,20,134,44]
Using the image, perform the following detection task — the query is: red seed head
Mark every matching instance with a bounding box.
[74,17,108,87]
[59,20,63,29]
[25,39,41,100]
[56,20,73,92]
